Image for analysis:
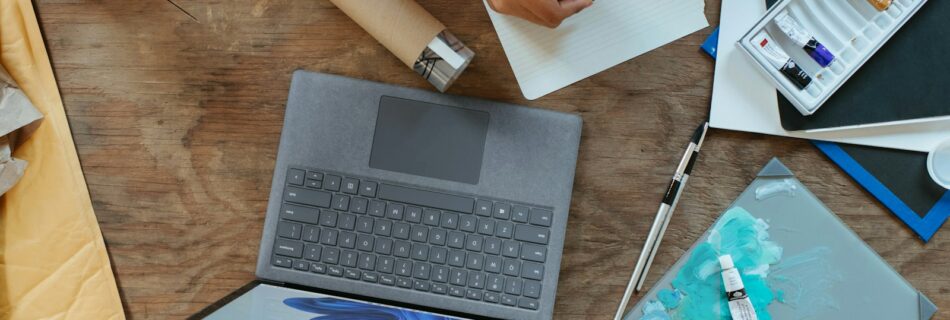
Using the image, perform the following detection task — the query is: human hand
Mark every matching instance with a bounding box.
[486,0,593,28]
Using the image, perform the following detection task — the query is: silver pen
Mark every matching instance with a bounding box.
[614,122,709,320]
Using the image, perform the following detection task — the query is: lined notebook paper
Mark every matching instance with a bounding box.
[484,0,708,100]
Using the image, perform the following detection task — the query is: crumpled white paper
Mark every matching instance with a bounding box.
[0,64,43,195]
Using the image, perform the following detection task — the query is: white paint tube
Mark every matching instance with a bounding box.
[720,255,759,320]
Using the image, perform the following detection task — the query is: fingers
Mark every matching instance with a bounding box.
[488,0,594,29]
[524,0,593,28]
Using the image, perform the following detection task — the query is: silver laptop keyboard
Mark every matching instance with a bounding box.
[270,167,554,311]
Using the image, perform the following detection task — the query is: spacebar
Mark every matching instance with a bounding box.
[378,184,475,214]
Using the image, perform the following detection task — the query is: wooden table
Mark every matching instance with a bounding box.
[36,0,948,318]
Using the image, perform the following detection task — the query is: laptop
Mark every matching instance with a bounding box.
[195,71,582,320]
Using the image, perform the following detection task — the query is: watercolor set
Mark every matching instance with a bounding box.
[624,159,936,320]
[737,0,927,115]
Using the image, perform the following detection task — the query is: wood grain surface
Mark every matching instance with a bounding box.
[34,0,948,318]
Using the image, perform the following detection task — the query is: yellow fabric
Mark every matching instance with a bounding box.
[0,1,124,319]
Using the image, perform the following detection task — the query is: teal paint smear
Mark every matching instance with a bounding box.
[657,289,682,309]
[639,207,783,320]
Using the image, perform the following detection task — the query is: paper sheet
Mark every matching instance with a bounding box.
[484,0,709,100]
[709,0,950,153]
[0,0,124,318]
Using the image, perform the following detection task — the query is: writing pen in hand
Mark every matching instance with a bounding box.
[613,121,709,320]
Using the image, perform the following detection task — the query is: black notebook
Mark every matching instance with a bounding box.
[775,0,950,131]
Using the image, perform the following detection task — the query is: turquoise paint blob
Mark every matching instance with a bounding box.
[640,207,783,320]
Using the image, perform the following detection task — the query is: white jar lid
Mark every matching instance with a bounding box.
[928,139,950,190]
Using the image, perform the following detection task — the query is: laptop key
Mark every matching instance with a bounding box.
[484,238,501,255]
[468,272,485,289]
[466,289,483,301]
[501,294,517,306]
[518,298,539,310]
[358,253,376,270]
[302,225,320,242]
[357,234,374,251]
[429,247,447,264]
[413,280,430,292]
[304,244,322,261]
[306,171,323,181]
[423,209,441,226]
[379,274,395,286]
[377,256,394,274]
[351,197,368,214]
[429,228,446,246]
[387,203,405,220]
[369,200,386,217]
[310,263,326,274]
[410,225,428,242]
[339,232,356,249]
[511,205,529,223]
[523,280,542,298]
[286,168,305,186]
[323,248,340,264]
[332,194,349,211]
[465,234,483,252]
[374,237,393,255]
[406,207,422,223]
[374,219,392,236]
[411,243,429,261]
[503,259,521,277]
[293,260,309,271]
[338,213,356,231]
[505,277,522,295]
[475,200,492,216]
[484,292,500,304]
[341,250,358,267]
[280,204,320,224]
[441,212,459,229]
[394,241,411,258]
[344,268,360,279]
[447,231,464,248]
[272,256,292,268]
[396,277,412,288]
[487,275,504,292]
[466,253,484,271]
[459,215,477,232]
[495,221,513,239]
[484,256,502,274]
[431,283,447,295]
[502,240,520,258]
[327,265,343,277]
[450,268,467,286]
[393,223,410,239]
[448,286,464,297]
[529,208,553,227]
[395,260,412,277]
[342,178,359,194]
[356,216,374,233]
[514,224,550,244]
[277,221,301,239]
[305,179,322,188]
[412,262,430,280]
[521,243,547,263]
[324,175,341,191]
[321,229,339,246]
[284,187,331,208]
[362,271,378,283]
[493,202,510,220]
[447,251,466,267]
[360,181,377,197]
[522,261,544,280]
[319,210,338,227]
[432,265,448,283]
[477,218,495,235]
[274,239,303,258]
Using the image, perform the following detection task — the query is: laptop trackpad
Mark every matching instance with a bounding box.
[369,96,489,185]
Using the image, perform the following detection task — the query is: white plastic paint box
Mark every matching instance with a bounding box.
[738,0,927,115]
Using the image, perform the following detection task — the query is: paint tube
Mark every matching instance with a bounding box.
[867,0,892,11]
[774,12,836,68]
[754,32,812,89]
[719,255,759,320]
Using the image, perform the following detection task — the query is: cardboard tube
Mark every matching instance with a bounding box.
[329,0,474,91]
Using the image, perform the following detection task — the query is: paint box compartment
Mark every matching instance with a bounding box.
[737,0,928,115]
